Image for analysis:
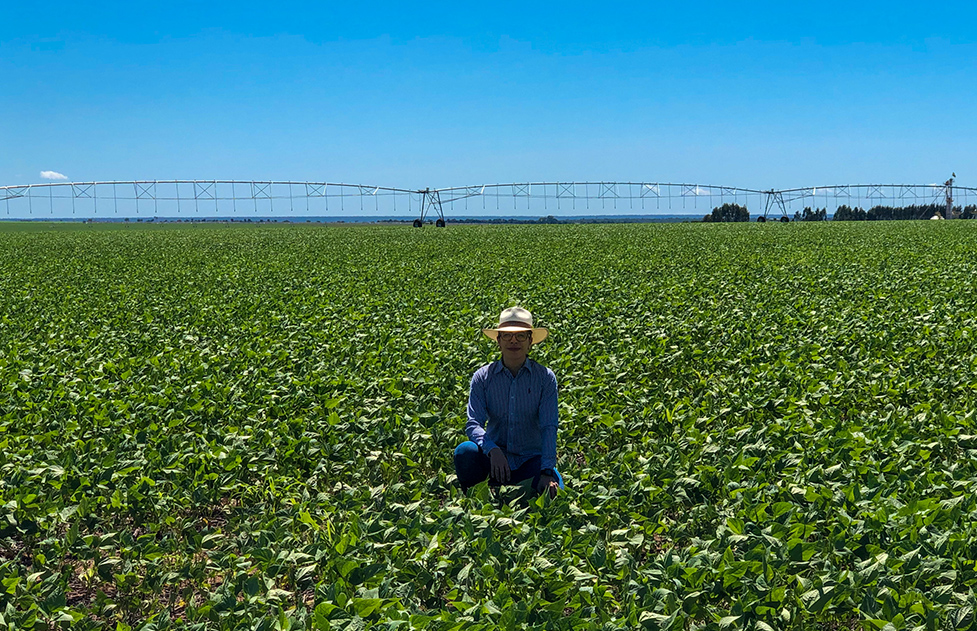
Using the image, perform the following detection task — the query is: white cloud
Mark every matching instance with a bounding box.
[40,170,67,180]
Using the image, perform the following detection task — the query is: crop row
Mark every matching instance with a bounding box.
[2,222,977,629]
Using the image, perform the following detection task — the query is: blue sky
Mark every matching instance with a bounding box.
[2,1,976,192]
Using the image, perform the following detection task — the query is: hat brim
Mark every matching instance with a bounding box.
[482,327,548,343]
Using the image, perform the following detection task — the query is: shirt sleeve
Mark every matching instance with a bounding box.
[539,369,559,470]
[466,369,499,455]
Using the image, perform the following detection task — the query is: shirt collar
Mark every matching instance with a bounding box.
[493,358,534,376]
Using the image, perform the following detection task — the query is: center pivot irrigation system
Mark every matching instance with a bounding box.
[1,178,973,223]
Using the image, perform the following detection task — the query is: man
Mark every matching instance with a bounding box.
[454,307,564,498]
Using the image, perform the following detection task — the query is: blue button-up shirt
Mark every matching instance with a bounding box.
[466,358,559,472]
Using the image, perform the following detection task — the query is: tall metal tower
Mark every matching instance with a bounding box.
[945,173,956,220]
[414,189,446,227]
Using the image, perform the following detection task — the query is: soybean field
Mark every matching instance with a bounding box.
[3,221,977,630]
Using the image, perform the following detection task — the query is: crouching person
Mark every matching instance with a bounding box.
[454,307,564,498]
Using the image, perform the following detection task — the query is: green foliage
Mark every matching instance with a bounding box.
[832,205,867,221]
[704,203,750,223]
[865,205,948,221]
[833,204,977,221]
[799,207,827,222]
[2,221,977,629]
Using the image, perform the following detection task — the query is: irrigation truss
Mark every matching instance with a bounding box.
[1,180,975,223]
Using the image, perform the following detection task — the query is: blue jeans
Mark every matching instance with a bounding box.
[454,441,565,493]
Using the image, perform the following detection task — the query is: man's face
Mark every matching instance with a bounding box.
[497,329,532,364]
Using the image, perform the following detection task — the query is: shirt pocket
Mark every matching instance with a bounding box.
[514,383,542,419]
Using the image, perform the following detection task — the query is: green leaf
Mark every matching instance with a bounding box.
[954,605,974,629]
[589,539,607,570]
[336,559,358,578]
[349,563,384,586]
[351,597,384,617]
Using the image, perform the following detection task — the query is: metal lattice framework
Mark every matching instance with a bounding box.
[1,180,975,222]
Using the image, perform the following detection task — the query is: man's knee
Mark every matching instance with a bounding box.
[454,441,489,490]
[454,441,480,459]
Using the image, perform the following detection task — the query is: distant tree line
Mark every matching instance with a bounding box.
[704,202,977,222]
[799,207,827,221]
[703,203,750,222]
[446,215,563,224]
[831,204,977,221]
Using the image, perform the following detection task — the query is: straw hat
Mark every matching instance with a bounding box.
[482,307,548,343]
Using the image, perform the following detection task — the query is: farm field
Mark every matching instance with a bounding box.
[3,221,977,630]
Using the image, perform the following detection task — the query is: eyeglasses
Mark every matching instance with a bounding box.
[499,331,531,342]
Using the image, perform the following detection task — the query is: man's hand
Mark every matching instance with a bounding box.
[488,448,510,484]
[537,474,559,498]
